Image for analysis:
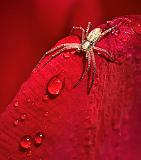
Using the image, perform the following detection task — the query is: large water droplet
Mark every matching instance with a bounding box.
[14,101,19,107]
[20,113,27,121]
[131,20,141,34]
[13,119,19,126]
[34,132,45,146]
[47,75,65,96]
[20,135,33,150]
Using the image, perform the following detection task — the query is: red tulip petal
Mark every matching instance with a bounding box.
[0,15,141,160]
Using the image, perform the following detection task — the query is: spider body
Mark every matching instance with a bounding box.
[37,22,115,93]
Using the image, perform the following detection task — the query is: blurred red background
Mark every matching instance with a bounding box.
[0,0,141,112]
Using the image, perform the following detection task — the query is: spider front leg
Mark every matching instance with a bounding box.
[36,43,80,68]
[88,50,96,94]
[73,51,91,88]
[35,44,65,68]
[42,47,68,68]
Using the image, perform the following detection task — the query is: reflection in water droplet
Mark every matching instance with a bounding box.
[20,135,32,150]
[47,75,65,96]
[42,95,48,101]
[20,113,27,121]
[26,150,32,157]
[34,132,45,146]
[44,111,49,117]
[14,101,19,107]
[131,20,141,34]
[13,119,19,126]
[63,52,70,59]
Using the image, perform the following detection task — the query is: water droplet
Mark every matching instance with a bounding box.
[13,119,19,126]
[63,52,70,59]
[20,113,27,121]
[20,135,33,150]
[42,95,48,101]
[34,132,45,146]
[44,111,49,117]
[14,101,19,107]
[27,98,31,103]
[112,122,121,131]
[26,150,32,157]
[131,20,141,34]
[112,28,120,36]
[47,75,65,96]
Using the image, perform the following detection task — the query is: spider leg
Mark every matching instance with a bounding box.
[101,26,115,37]
[41,48,67,68]
[35,44,65,68]
[93,46,114,62]
[42,43,81,68]
[73,51,91,88]
[86,22,92,37]
[88,50,96,94]
[73,26,85,42]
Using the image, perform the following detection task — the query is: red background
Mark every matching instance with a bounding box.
[0,0,141,112]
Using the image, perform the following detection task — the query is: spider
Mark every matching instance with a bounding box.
[37,22,115,93]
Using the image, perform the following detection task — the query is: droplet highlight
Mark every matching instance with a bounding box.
[47,75,65,96]
[20,113,27,121]
[63,52,71,59]
[14,101,19,107]
[44,111,49,117]
[26,150,32,157]
[13,119,19,126]
[42,95,48,101]
[20,135,33,150]
[131,20,141,34]
[112,27,120,36]
[34,132,45,146]
[27,98,31,103]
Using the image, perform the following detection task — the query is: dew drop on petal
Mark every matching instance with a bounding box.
[27,98,31,103]
[131,20,141,34]
[112,123,121,132]
[112,28,120,36]
[20,135,33,149]
[26,150,32,157]
[42,95,49,101]
[63,52,71,59]
[14,101,19,107]
[47,75,65,96]
[34,132,45,146]
[44,111,49,117]
[20,113,27,121]
[13,119,19,126]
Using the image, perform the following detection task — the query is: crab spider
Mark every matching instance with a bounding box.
[37,22,115,93]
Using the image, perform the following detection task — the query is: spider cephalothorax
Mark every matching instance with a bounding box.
[37,22,115,93]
